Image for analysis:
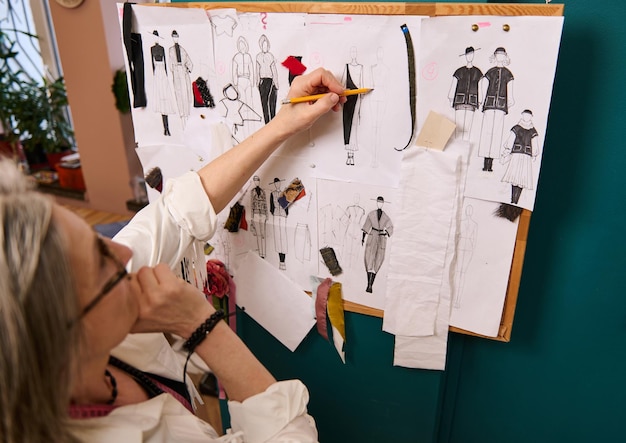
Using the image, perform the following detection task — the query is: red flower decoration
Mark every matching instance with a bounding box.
[204,259,232,299]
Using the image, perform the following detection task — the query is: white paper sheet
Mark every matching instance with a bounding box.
[233,251,315,352]
[418,16,564,210]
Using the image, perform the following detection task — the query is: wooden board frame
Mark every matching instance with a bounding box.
[155,2,564,341]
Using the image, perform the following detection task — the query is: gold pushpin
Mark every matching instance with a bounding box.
[503,24,510,32]
[472,24,479,32]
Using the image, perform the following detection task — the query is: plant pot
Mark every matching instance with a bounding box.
[46,150,73,171]
[24,142,48,172]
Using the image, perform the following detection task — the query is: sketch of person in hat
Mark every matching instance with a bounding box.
[249,175,268,258]
[448,46,483,140]
[500,109,540,204]
[477,47,515,172]
[150,30,176,136]
[168,30,193,129]
[269,177,288,270]
[361,196,393,293]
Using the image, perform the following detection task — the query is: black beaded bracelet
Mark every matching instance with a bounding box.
[182,309,225,353]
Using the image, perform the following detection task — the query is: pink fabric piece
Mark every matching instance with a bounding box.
[315,278,333,340]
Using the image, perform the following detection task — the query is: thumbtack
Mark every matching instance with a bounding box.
[471,24,479,32]
[503,24,510,32]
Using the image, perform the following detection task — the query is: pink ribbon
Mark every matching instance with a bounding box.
[315,277,333,340]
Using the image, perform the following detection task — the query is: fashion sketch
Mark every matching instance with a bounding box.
[269,177,288,270]
[453,204,478,309]
[361,196,393,293]
[477,47,515,172]
[232,36,255,110]
[249,175,268,259]
[369,47,389,167]
[342,46,363,165]
[500,110,539,204]
[256,34,279,124]
[219,83,262,143]
[168,30,194,129]
[342,193,366,269]
[449,46,483,141]
[149,30,176,136]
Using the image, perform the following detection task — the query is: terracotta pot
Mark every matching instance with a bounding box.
[46,150,74,171]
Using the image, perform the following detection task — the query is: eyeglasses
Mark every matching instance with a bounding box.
[69,235,128,327]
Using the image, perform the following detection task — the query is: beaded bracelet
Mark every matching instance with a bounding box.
[182,309,225,353]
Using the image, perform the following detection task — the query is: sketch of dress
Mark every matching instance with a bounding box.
[249,175,267,258]
[370,47,388,167]
[453,204,478,309]
[169,30,193,129]
[342,46,363,166]
[256,34,278,124]
[269,177,288,270]
[500,110,539,204]
[477,47,515,172]
[342,194,365,269]
[294,223,311,263]
[449,46,483,141]
[219,83,262,143]
[150,30,176,136]
[361,196,393,293]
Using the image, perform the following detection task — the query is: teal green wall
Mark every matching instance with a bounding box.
[179,1,626,441]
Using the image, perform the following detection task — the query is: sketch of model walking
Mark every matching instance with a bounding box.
[269,177,288,270]
[361,196,393,293]
[477,47,515,172]
[219,83,262,143]
[453,204,478,309]
[149,30,176,136]
[369,47,388,166]
[249,175,268,259]
[342,46,363,166]
[168,30,193,129]
[449,46,483,141]
[500,109,540,204]
[256,34,279,124]
[342,193,365,269]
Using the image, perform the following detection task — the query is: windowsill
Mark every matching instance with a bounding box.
[36,179,86,201]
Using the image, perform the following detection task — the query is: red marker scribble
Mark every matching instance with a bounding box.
[422,62,438,81]
[261,12,268,29]
[477,21,491,28]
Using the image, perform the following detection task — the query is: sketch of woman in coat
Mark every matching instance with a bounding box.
[361,196,393,293]
[448,46,483,141]
[500,109,539,204]
[249,175,267,259]
[342,46,363,166]
[269,177,288,270]
[169,30,193,129]
[256,34,279,124]
[477,47,515,172]
[343,193,365,269]
[150,30,176,136]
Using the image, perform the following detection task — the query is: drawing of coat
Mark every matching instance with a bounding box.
[481,66,514,114]
[362,209,393,273]
[150,44,176,115]
[343,63,362,149]
[270,189,288,254]
[501,124,538,189]
[169,43,193,119]
[452,66,482,110]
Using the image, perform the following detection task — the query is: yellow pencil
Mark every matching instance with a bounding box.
[281,88,373,105]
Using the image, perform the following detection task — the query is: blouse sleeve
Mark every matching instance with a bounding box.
[227,380,318,443]
[113,171,218,271]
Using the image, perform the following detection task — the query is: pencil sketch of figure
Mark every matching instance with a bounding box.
[210,14,238,37]
[370,47,388,167]
[294,223,312,263]
[168,30,194,129]
[269,177,288,270]
[249,175,267,258]
[449,46,483,141]
[500,109,540,204]
[232,36,255,108]
[342,193,365,269]
[477,47,515,172]
[219,83,262,143]
[256,34,279,124]
[319,203,348,255]
[149,30,176,136]
[453,204,478,309]
[361,196,393,293]
[342,46,363,166]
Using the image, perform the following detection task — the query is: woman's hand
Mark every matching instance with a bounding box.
[129,264,215,338]
[271,67,347,137]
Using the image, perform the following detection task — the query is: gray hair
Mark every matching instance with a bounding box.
[0,159,80,442]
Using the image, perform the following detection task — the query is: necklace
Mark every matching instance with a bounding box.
[104,369,118,405]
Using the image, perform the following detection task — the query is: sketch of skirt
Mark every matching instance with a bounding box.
[151,60,176,115]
